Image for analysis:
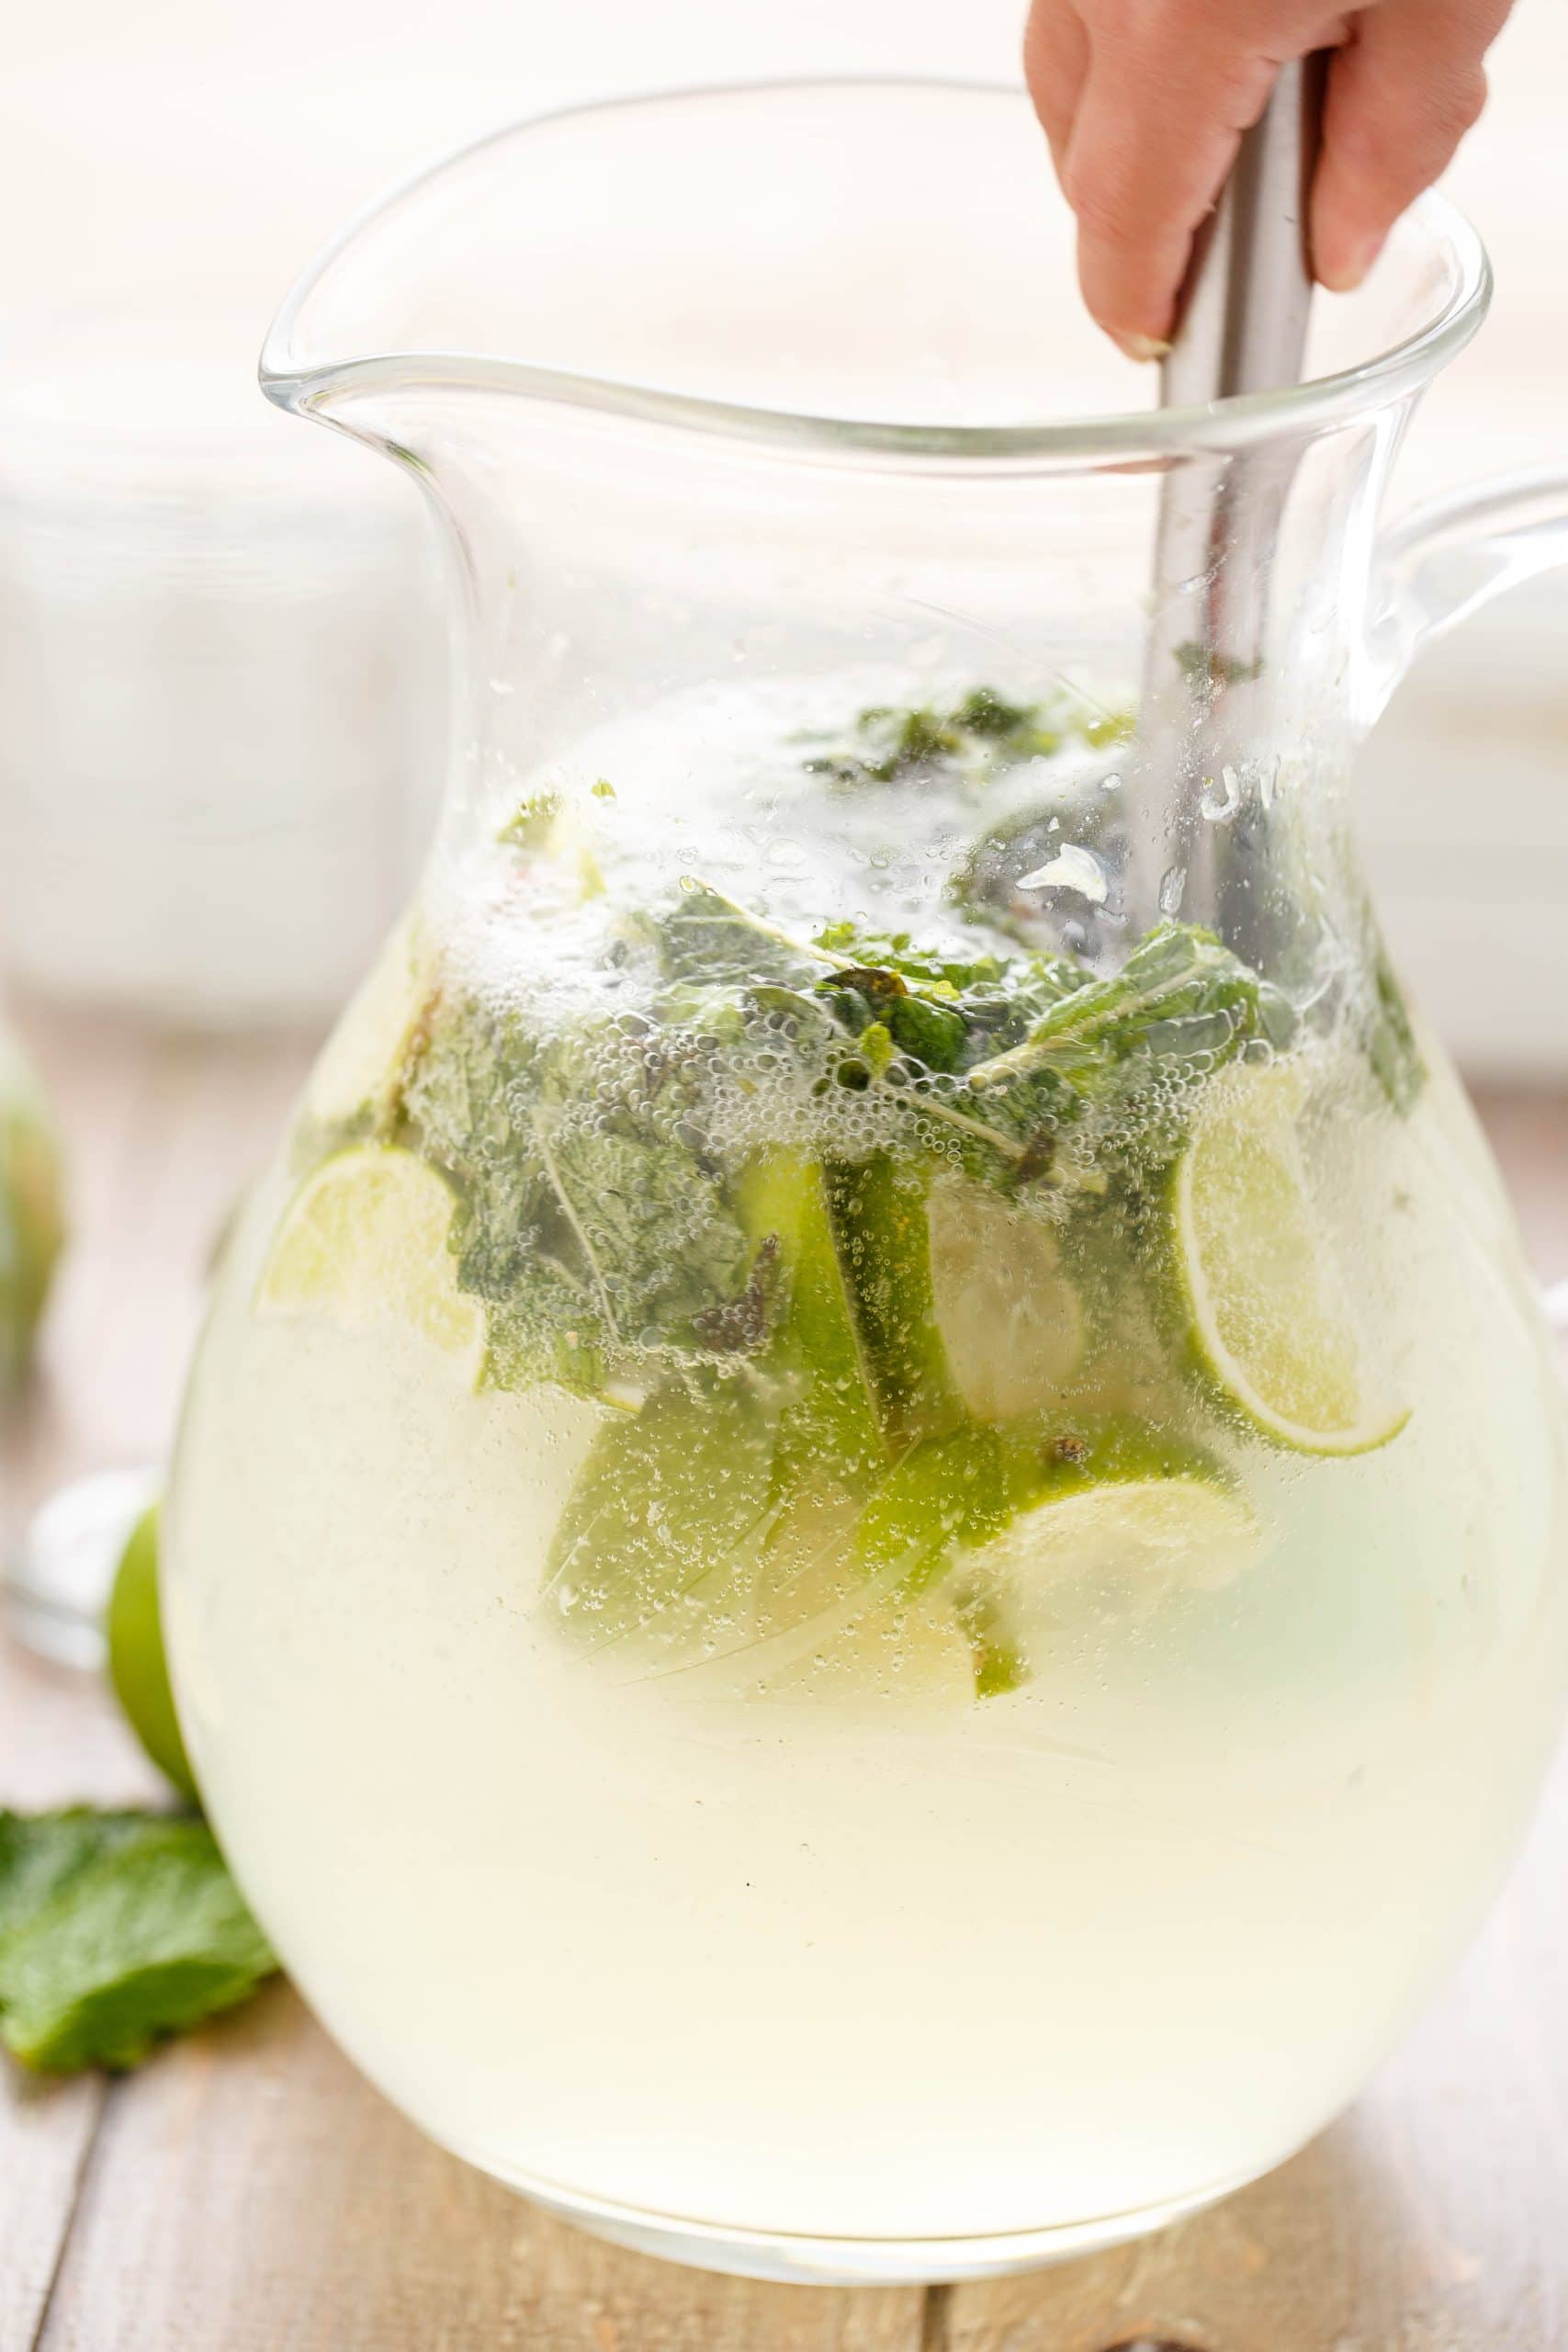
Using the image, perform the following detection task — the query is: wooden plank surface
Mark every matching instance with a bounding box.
[0,1002,924,2352]
[2,1013,1566,2351]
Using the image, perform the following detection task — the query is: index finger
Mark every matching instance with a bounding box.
[1064,17,1292,354]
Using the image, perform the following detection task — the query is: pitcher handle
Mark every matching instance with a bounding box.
[1360,465,1568,727]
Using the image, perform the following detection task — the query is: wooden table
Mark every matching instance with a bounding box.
[4,1001,1567,2352]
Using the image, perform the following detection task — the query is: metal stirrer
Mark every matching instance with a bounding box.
[1128,55,1327,934]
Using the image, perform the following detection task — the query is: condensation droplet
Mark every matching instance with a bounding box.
[1200,766,1241,822]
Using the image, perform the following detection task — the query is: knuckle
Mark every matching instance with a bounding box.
[1448,62,1485,137]
[1070,170,1145,250]
[1426,61,1488,147]
[1419,60,1495,156]
[1213,51,1279,131]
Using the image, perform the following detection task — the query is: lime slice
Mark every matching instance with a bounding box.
[853,1416,1263,1651]
[305,911,432,1131]
[106,1502,198,1803]
[963,1447,1263,1611]
[256,1146,483,1376]
[926,1177,1084,1421]
[1172,1061,1407,1454]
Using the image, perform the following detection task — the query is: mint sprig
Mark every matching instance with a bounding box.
[0,1810,276,2074]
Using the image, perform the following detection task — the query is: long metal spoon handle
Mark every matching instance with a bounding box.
[1128,57,1328,939]
[1161,52,1325,410]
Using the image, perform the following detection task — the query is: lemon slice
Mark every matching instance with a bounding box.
[927,1176,1085,1421]
[305,911,432,1131]
[1172,1061,1407,1455]
[256,1146,483,1377]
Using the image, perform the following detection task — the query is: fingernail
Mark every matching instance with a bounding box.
[1317,232,1384,294]
[1114,333,1173,364]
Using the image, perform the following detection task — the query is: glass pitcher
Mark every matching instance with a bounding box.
[164,81,1568,2284]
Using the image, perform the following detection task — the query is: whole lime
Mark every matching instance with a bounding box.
[106,1503,198,1803]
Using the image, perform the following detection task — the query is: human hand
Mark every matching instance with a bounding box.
[1023,0,1513,358]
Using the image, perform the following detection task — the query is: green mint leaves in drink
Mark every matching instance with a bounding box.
[262,683,1422,1704]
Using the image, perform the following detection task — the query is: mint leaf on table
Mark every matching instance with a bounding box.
[0,1811,145,1946]
[0,1811,276,2075]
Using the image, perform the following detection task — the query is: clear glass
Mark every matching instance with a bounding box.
[163,83,1568,2283]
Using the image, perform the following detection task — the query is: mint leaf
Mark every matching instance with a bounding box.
[812,923,1012,996]
[799,687,1075,789]
[1366,943,1425,1114]
[0,1811,145,1946]
[969,922,1293,1104]
[1174,642,1265,693]
[407,967,761,1388]
[655,882,818,989]
[0,1812,276,2074]
[798,686,1131,794]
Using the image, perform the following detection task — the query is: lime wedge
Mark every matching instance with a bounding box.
[753,1589,977,1712]
[739,1150,881,1464]
[735,1151,890,1643]
[538,1370,780,1666]
[817,1156,1086,1444]
[305,911,432,1131]
[825,1152,959,1446]
[1171,1061,1407,1454]
[926,1176,1084,1421]
[541,1155,880,1676]
[106,1502,198,1803]
[256,1146,483,1376]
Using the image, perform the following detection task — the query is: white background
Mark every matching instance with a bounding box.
[4,0,1564,477]
[2,0,1565,1064]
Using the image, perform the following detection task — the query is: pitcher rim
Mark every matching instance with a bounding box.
[259,74,1492,467]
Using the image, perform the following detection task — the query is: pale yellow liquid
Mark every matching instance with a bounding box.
[164,1037,1568,2249]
